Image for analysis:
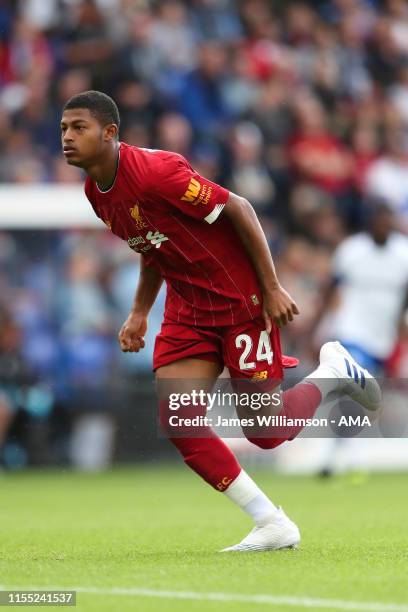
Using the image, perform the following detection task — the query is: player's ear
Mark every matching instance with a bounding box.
[104,123,119,142]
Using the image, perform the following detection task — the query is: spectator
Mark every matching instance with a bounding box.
[287,94,355,224]
[288,183,346,247]
[177,41,231,145]
[226,121,275,216]
[150,1,196,72]
[191,0,243,43]
[62,0,114,85]
[114,8,163,89]
[155,112,193,158]
[352,123,380,194]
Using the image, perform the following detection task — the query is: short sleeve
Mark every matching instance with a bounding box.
[146,153,229,224]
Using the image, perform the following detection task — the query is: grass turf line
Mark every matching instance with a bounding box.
[0,467,406,612]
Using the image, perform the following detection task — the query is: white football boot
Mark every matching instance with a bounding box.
[221,507,300,552]
[319,341,382,411]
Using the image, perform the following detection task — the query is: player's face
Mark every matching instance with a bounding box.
[370,210,394,244]
[61,108,110,168]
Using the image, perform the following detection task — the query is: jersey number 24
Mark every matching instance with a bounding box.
[235,330,273,370]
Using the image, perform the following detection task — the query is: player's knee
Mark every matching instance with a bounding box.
[246,436,286,450]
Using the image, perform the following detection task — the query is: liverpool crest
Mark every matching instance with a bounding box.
[129,202,147,230]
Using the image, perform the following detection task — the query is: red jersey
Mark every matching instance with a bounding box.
[85,142,263,327]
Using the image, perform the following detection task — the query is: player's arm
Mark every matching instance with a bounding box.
[308,241,349,336]
[223,193,299,330]
[118,257,163,353]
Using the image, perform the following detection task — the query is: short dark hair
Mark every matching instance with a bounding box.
[63,90,120,131]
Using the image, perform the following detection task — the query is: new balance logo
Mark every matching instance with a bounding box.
[344,358,366,389]
[181,178,201,203]
[252,370,268,381]
[146,230,168,248]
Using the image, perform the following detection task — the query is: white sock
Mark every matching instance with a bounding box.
[305,364,339,398]
[223,470,278,526]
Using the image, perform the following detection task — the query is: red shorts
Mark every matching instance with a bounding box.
[153,316,284,384]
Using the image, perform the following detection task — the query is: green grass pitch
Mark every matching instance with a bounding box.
[0,466,407,611]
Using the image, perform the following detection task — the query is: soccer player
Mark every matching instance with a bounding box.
[317,202,408,375]
[61,91,381,552]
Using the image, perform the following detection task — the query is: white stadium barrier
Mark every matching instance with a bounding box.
[0,185,103,228]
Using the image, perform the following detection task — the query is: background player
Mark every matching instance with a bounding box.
[316,202,408,375]
[61,90,381,552]
[310,201,408,476]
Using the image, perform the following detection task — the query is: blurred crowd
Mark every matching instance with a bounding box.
[2,0,408,224]
[1,0,408,466]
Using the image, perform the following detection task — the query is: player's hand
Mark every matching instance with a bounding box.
[118,311,147,352]
[262,285,299,331]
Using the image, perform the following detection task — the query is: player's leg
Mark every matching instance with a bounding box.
[154,323,242,490]
[219,323,382,552]
[222,317,320,448]
[224,320,381,451]
[214,319,304,551]
[157,358,299,551]
[154,324,298,551]
[156,357,243,491]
